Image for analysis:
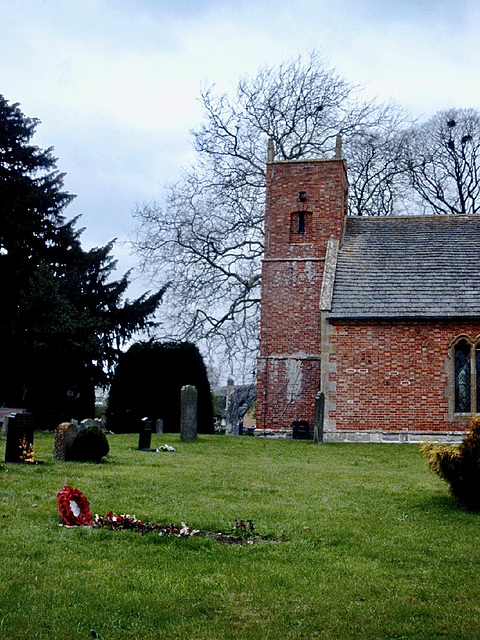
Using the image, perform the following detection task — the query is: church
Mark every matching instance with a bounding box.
[256,144,480,442]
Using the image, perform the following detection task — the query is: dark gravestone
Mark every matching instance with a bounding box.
[53,422,109,462]
[181,385,198,442]
[138,418,153,450]
[68,425,109,462]
[314,391,325,444]
[4,413,35,463]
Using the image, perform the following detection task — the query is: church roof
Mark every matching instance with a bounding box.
[328,215,480,319]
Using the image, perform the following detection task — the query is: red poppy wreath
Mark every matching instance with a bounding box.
[56,485,268,544]
[57,485,93,526]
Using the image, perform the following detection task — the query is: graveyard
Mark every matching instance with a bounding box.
[1,430,480,640]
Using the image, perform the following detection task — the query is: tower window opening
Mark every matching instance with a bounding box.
[298,211,306,234]
[290,210,311,241]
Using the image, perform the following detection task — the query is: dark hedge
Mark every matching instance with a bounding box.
[107,341,213,434]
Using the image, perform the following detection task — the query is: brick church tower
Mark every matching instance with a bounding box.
[256,144,348,434]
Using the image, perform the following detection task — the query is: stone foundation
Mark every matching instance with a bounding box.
[250,427,465,444]
[323,430,465,444]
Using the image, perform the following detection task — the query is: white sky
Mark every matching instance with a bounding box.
[1,0,479,295]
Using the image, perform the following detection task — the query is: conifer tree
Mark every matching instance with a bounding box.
[0,95,165,425]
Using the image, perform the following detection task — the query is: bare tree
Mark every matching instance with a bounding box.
[132,53,412,376]
[133,167,263,375]
[347,109,413,217]
[192,52,409,203]
[404,108,480,215]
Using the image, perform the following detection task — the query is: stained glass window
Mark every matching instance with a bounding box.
[455,340,471,413]
[476,347,480,414]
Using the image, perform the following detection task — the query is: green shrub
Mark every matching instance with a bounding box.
[421,417,480,510]
[67,425,109,462]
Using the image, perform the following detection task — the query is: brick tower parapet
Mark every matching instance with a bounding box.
[256,154,348,434]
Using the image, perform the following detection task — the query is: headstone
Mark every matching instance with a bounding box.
[291,420,310,440]
[138,418,152,450]
[4,413,35,463]
[180,385,198,442]
[68,425,109,462]
[80,418,98,429]
[1,414,12,438]
[52,422,80,461]
[155,418,164,434]
[314,391,325,444]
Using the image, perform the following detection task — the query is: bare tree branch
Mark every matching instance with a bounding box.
[403,109,480,215]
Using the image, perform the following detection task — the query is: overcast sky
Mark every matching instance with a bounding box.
[1,0,479,295]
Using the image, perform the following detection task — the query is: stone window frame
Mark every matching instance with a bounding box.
[449,335,480,416]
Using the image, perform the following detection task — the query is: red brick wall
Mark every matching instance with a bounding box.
[257,159,347,432]
[257,356,321,431]
[327,319,480,433]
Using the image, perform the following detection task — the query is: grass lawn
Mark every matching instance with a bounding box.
[1,432,479,640]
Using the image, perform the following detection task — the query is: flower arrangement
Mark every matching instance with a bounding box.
[18,437,35,464]
[93,511,200,537]
[56,485,266,544]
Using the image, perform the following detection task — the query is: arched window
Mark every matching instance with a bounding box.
[453,338,480,414]
[455,339,471,412]
[476,345,480,414]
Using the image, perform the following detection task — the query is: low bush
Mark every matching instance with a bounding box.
[421,416,480,509]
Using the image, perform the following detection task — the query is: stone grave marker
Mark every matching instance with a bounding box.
[4,412,35,463]
[138,418,153,450]
[180,385,198,442]
[52,422,80,461]
[314,391,325,444]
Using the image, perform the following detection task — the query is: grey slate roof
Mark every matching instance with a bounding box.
[328,215,480,319]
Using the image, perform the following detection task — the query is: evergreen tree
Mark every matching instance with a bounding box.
[107,341,214,434]
[0,95,165,425]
